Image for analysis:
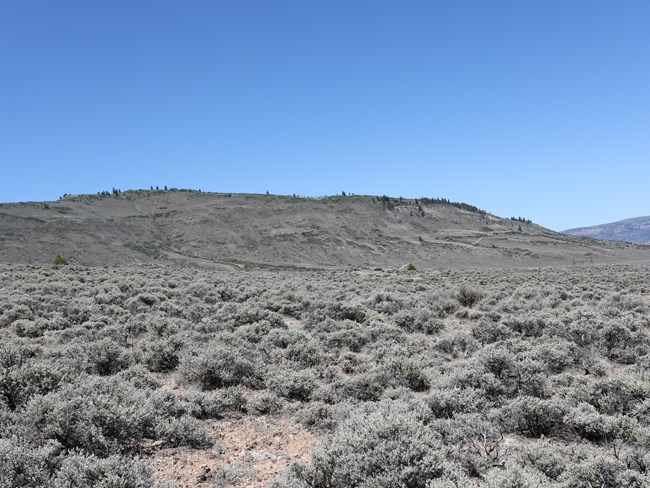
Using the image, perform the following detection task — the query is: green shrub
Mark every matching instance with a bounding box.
[52,255,68,266]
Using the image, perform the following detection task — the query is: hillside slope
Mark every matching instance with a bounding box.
[564,216,650,245]
[1,190,648,268]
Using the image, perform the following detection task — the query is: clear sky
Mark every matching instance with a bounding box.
[1,1,648,230]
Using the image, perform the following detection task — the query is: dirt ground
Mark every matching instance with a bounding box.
[151,416,319,487]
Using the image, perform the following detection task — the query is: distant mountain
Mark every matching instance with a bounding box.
[1,190,649,269]
[563,217,650,245]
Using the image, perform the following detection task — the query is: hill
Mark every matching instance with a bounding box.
[1,190,649,268]
[564,216,650,245]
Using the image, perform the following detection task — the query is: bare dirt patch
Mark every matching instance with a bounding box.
[151,416,319,487]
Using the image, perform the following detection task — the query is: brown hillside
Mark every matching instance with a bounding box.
[1,190,649,268]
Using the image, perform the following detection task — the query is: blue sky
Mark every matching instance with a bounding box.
[1,1,648,230]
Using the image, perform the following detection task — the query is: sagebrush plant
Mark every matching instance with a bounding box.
[456,285,484,307]
[1,263,650,486]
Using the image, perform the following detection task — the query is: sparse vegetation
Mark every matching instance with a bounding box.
[1,191,647,269]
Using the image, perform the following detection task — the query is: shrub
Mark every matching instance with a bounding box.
[558,456,649,488]
[500,396,568,438]
[184,387,247,419]
[324,325,369,352]
[179,345,262,390]
[530,339,577,373]
[247,392,285,416]
[262,328,309,350]
[283,400,447,487]
[13,318,49,338]
[445,364,506,400]
[520,440,567,480]
[0,304,33,328]
[295,401,336,430]
[338,371,390,402]
[363,292,405,314]
[52,255,68,266]
[154,415,213,448]
[143,337,183,373]
[84,338,132,376]
[1,355,70,411]
[456,285,483,308]
[471,320,512,344]
[483,464,552,488]
[268,369,318,402]
[432,413,505,478]
[427,387,487,418]
[115,365,161,390]
[0,438,62,487]
[566,402,638,443]
[52,454,153,487]
[473,347,548,398]
[587,375,650,416]
[394,309,444,335]
[27,376,156,456]
[386,358,430,392]
[285,341,328,369]
[434,334,479,358]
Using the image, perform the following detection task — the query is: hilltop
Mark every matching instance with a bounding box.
[564,216,650,245]
[1,189,649,268]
